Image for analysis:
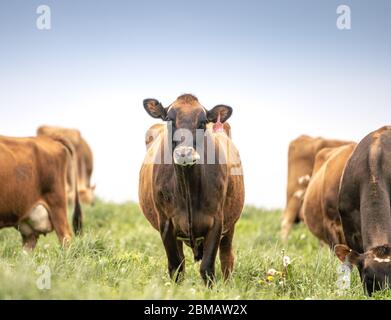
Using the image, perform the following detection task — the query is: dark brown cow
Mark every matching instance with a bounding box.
[37,126,95,205]
[0,135,82,249]
[281,135,354,240]
[336,126,391,295]
[301,143,356,247]
[139,94,244,285]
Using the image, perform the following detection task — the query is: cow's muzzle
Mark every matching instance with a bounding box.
[173,146,200,166]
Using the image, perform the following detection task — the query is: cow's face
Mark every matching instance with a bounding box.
[335,244,391,295]
[143,94,232,166]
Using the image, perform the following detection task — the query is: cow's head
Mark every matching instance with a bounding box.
[143,94,232,166]
[335,244,391,295]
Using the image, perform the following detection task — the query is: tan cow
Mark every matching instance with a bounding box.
[0,135,82,249]
[37,126,95,205]
[301,143,356,247]
[281,135,354,240]
[139,94,244,285]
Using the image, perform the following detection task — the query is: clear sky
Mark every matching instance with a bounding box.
[1,0,390,208]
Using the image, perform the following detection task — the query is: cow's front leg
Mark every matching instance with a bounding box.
[200,216,223,287]
[160,219,185,282]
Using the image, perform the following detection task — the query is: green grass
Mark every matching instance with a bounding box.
[0,200,389,299]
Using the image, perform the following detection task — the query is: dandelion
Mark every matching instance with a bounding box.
[267,275,274,282]
[267,268,277,276]
[283,255,291,267]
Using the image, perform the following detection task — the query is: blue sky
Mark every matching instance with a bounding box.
[0,0,390,207]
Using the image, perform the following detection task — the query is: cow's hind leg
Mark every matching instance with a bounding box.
[200,217,222,287]
[160,219,185,282]
[219,228,235,280]
[46,195,72,246]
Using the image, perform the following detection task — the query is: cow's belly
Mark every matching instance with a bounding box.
[19,204,53,236]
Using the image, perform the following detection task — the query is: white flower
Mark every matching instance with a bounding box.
[283,255,291,267]
[189,288,196,294]
[267,268,277,276]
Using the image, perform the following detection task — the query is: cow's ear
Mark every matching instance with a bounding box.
[207,105,233,123]
[143,98,167,120]
[334,245,361,265]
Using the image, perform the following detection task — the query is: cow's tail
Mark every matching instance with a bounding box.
[50,135,83,235]
[72,180,83,235]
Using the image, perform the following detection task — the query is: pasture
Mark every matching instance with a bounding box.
[0,200,388,300]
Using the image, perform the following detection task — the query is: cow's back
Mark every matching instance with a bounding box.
[339,126,391,252]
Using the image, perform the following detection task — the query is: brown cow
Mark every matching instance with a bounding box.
[37,126,95,205]
[139,94,244,285]
[301,143,356,247]
[336,126,391,295]
[0,135,82,249]
[281,135,353,240]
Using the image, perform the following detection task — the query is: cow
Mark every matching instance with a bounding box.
[301,143,356,247]
[0,135,82,249]
[281,135,354,241]
[336,126,391,295]
[37,126,95,205]
[139,94,245,285]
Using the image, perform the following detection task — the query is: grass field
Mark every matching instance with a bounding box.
[0,200,390,300]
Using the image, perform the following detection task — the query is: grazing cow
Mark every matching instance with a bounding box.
[281,135,353,240]
[301,143,356,247]
[0,135,82,249]
[139,94,244,285]
[336,126,391,295]
[37,126,95,205]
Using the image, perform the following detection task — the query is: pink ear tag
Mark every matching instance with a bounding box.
[213,113,224,133]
